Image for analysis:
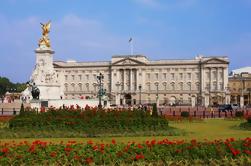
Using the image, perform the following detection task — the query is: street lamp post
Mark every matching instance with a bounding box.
[97,73,105,109]
[138,85,142,105]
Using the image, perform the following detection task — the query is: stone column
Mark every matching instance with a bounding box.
[209,68,212,105]
[191,96,196,107]
[123,69,126,91]
[240,96,244,108]
[135,69,137,91]
[216,68,218,90]
[130,69,133,92]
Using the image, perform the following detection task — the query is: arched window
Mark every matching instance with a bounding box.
[86,83,89,92]
[146,82,151,91]
[187,82,191,91]
[179,82,183,90]
[163,82,167,91]
[71,83,75,91]
[78,83,82,91]
[64,83,68,92]
[196,82,200,91]
[171,82,175,90]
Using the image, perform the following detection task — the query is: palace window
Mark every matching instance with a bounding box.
[219,83,223,90]
[64,84,68,92]
[163,82,167,90]
[78,83,82,91]
[146,83,151,91]
[187,73,191,80]
[147,73,150,79]
[71,83,75,91]
[179,73,183,80]
[195,73,199,80]
[155,73,158,79]
[71,75,75,81]
[187,82,191,91]
[163,73,167,79]
[78,75,82,81]
[206,83,210,91]
[196,82,200,90]
[213,82,217,90]
[65,75,68,81]
[171,73,175,80]
[179,82,183,90]
[86,74,89,80]
[86,83,89,92]
[171,83,175,90]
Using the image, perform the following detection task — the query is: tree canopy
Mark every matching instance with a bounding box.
[0,76,26,96]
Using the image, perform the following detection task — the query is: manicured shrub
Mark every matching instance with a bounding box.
[247,116,251,123]
[235,111,244,118]
[9,107,169,136]
[181,111,190,118]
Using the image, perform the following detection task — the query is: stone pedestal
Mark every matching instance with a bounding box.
[30,47,62,100]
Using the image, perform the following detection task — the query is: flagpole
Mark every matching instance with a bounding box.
[130,39,133,56]
[129,37,133,56]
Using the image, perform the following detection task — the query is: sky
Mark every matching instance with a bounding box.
[0,0,251,83]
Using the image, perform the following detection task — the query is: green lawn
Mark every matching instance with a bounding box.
[0,119,250,144]
[168,118,251,141]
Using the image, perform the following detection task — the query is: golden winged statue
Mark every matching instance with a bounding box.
[38,21,51,48]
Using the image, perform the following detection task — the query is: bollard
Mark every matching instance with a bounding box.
[211,112,213,118]
[194,111,196,117]
[173,111,175,116]
[1,108,3,115]
[225,111,227,118]
[13,108,16,115]
[203,111,205,118]
[230,111,233,117]
[218,111,221,118]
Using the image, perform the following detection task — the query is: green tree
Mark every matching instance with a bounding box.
[0,76,13,96]
[0,76,27,97]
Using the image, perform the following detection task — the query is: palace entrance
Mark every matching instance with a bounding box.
[124,93,132,105]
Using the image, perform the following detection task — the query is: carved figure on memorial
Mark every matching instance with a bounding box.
[31,82,40,100]
[38,21,51,48]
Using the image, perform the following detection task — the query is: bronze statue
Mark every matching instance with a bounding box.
[38,21,51,48]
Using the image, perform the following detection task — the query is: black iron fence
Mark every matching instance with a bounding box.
[158,107,251,118]
[0,108,20,116]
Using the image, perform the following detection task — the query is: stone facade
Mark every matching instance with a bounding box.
[53,55,229,107]
[229,71,251,107]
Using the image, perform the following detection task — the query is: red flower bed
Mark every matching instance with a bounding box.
[0,137,250,165]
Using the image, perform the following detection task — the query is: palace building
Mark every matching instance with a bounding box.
[52,55,230,107]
